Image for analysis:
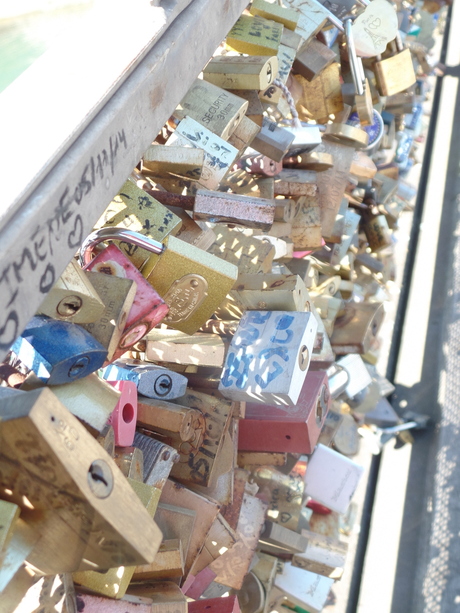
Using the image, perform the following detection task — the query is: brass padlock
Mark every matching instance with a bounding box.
[81,227,238,336]
[373,39,417,97]
[0,388,162,574]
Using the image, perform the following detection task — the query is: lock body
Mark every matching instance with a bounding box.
[174,79,249,141]
[226,15,284,56]
[37,259,105,324]
[167,116,239,191]
[304,444,364,514]
[102,360,188,400]
[0,388,162,574]
[84,244,169,356]
[106,380,138,447]
[80,271,136,360]
[141,235,238,335]
[239,371,330,454]
[203,55,279,91]
[219,310,318,405]
[11,315,107,385]
[330,302,385,354]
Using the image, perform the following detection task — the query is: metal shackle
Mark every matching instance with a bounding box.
[79,227,166,267]
[344,18,365,96]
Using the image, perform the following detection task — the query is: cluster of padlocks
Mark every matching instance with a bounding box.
[0,0,443,611]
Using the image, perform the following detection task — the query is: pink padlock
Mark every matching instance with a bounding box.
[82,239,169,360]
[107,380,138,446]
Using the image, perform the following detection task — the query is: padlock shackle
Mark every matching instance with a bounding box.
[80,227,165,266]
[344,19,365,96]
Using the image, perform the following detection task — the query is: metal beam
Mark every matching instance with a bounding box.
[0,0,248,360]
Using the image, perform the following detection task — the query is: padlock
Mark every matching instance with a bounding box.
[229,273,311,312]
[226,14,284,56]
[203,55,279,91]
[167,389,234,487]
[127,582,188,612]
[72,476,161,599]
[238,451,287,468]
[166,116,239,191]
[330,301,385,354]
[82,243,169,357]
[132,538,184,582]
[154,502,196,569]
[314,139,355,238]
[373,37,417,97]
[142,145,204,182]
[133,433,179,489]
[241,153,283,177]
[74,593,152,613]
[274,563,334,612]
[136,396,201,444]
[106,380,137,447]
[161,479,220,578]
[361,213,392,252]
[250,118,296,162]
[209,226,275,274]
[250,0,299,30]
[351,0,398,57]
[193,189,276,231]
[239,370,330,454]
[0,388,162,574]
[102,360,188,400]
[191,513,238,575]
[94,179,183,269]
[173,79,248,141]
[189,596,241,613]
[229,89,265,126]
[50,372,122,434]
[283,0,338,44]
[294,63,343,124]
[228,116,261,153]
[219,310,318,406]
[304,444,364,514]
[259,520,308,554]
[209,493,267,590]
[274,169,317,198]
[145,329,226,368]
[10,315,107,385]
[37,259,105,324]
[293,38,337,82]
[81,227,238,336]
[114,446,144,481]
[250,466,304,531]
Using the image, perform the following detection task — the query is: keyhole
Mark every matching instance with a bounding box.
[87,460,113,498]
[298,345,309,371]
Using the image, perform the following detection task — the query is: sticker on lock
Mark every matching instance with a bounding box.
[163,274,209,323]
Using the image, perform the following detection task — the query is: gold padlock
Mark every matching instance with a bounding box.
[80,228,238,336]
[373,39,416,97]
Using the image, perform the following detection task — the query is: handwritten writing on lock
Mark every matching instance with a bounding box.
[0,129,128,353]
[219,310,317,405]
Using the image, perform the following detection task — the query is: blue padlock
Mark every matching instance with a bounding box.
[11,315,107,385]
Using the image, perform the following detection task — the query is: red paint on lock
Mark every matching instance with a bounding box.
[107,380,138,446]
[84,244,169,360]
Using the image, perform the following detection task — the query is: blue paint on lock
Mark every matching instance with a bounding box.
[11,315,107,385]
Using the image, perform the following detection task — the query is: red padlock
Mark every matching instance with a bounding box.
[239,371,331,454]
[82,230,169,360]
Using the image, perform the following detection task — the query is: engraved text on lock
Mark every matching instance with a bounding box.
[163,274,208,323]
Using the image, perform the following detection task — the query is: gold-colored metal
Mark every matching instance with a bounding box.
[94,180,182,269]
[141,235,238,335]
[226,14,283,56]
